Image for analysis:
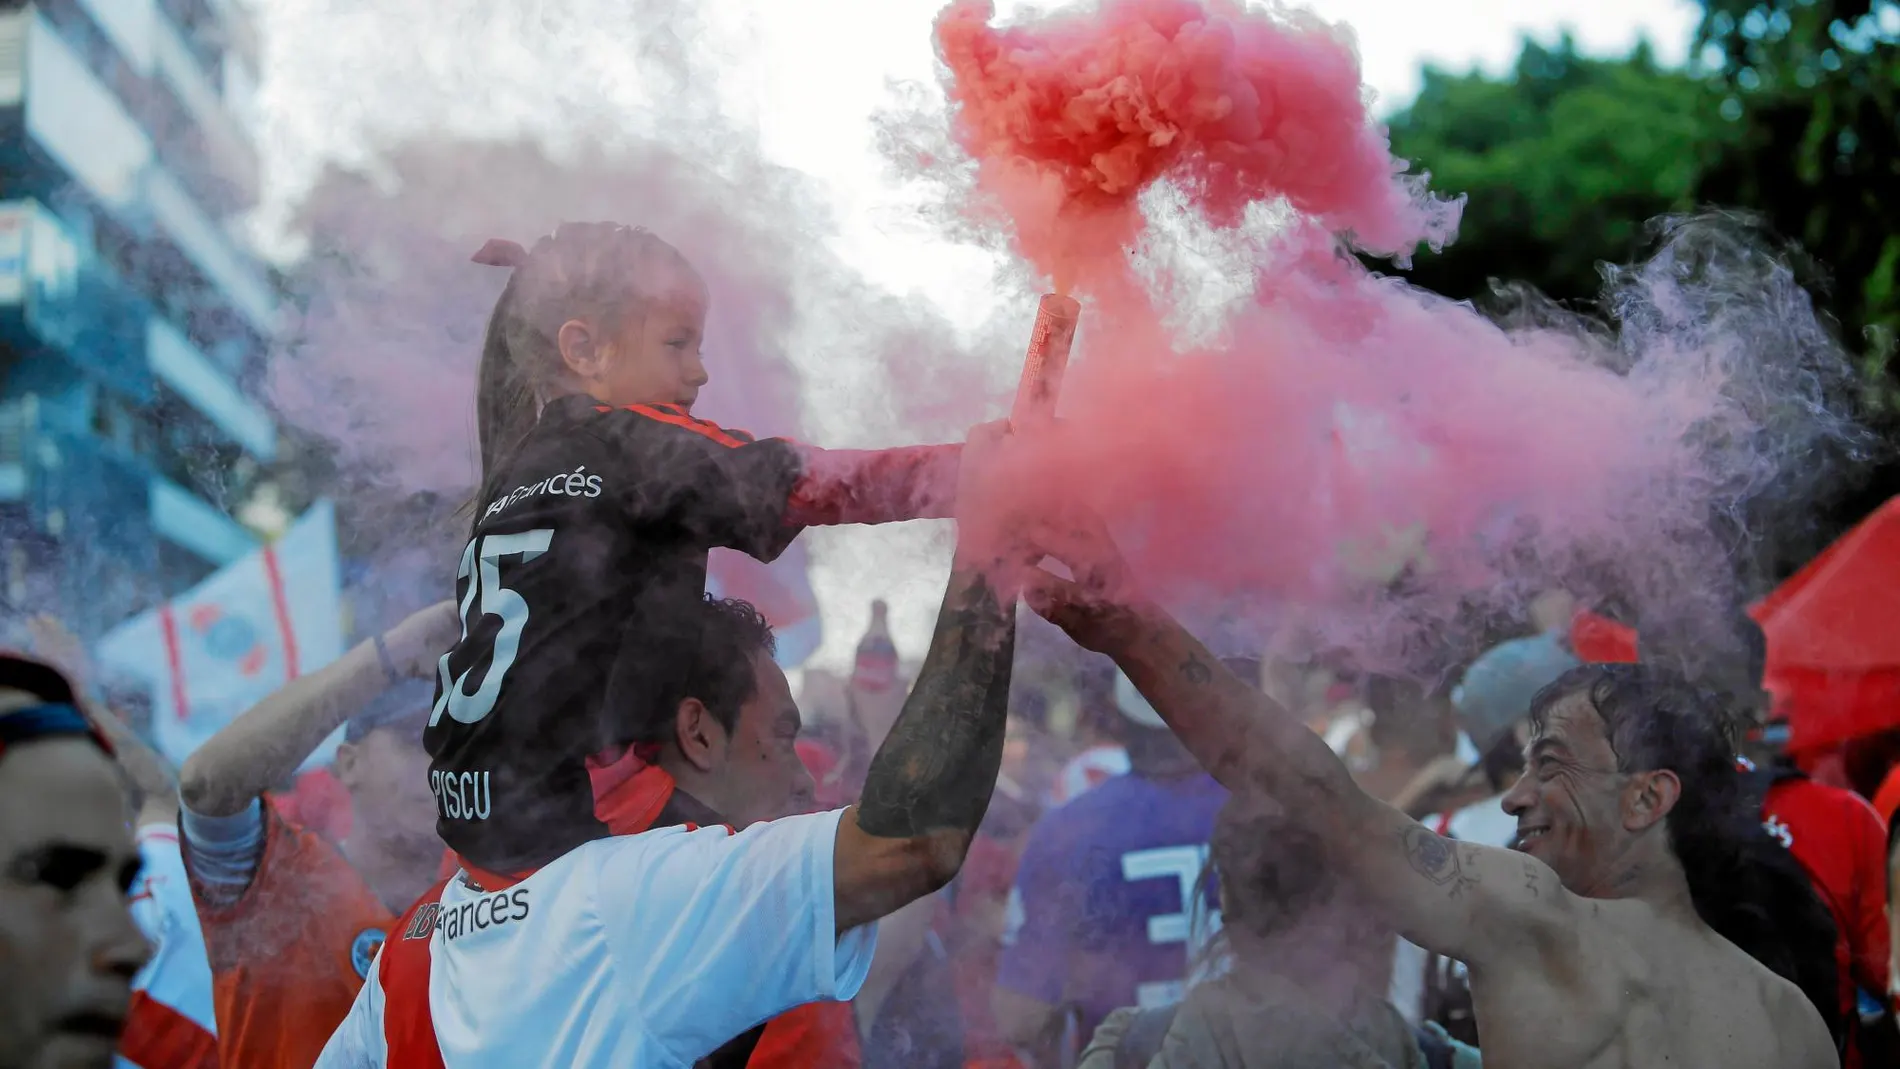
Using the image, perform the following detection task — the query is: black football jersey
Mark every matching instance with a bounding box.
[425,396,803,871]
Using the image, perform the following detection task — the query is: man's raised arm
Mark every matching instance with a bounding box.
[26,614,180,826]
[178,600,458,816]
[832,422,1021,933]
[1023,522,1572,966]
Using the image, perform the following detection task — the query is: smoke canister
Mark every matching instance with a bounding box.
[1010,294,1082,428]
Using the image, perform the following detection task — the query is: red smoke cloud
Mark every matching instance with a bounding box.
[925,1,1862,672]
[934,0,1457,293]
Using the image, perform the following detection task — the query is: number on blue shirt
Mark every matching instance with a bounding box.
[1120,844,1217,1007]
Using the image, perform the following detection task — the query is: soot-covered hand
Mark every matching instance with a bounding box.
[952,419,1044,577]
[1020,505,1142,653]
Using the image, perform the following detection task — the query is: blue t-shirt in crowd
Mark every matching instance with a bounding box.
[996,771,1226,1037]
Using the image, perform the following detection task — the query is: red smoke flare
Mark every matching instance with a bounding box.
[924,2,1861,675]
[934,0,1456,292]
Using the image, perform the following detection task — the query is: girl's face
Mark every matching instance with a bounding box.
[588,257,711,410]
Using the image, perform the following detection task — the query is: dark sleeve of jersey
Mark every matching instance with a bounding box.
[785,443,962,527]
[606,411,807,562]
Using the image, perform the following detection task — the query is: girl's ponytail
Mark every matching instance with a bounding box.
[472,273,537,530]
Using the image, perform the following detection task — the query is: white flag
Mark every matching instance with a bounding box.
[98,501,345,768]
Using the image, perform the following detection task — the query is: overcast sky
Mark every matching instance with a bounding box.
[251,0,1702,676]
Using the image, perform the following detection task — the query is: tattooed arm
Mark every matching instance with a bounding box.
[1024,523,1574,967]
[831,561,1017,933]
[831,421,1021,934]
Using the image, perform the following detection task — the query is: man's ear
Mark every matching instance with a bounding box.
[556,319,603,382]
[673,698,726,774]
[332,741,362,791]
[1625,768,1682,833]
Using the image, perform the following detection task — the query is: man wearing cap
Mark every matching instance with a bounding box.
[1387,631,1581,1040]
[0,653,150,1069]
[175,600,458,1069]
[992,661,1241,1067]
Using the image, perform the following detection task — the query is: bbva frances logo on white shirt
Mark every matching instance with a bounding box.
[404,889,533,943]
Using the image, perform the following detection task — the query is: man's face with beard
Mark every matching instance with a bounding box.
[336,723,440,856]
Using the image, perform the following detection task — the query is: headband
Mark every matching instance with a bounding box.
[0,703,113,759]
[0,653,114,762]
[0,650,78,703]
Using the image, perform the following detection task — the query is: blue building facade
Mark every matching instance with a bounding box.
[0,0,277,636]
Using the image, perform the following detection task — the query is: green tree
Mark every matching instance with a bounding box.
[1388,22,1900,560]
[1694,0,1899,399]
[1694,0,1900,538]
[1386,36,1732,307]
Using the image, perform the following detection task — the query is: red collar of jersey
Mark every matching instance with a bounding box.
[453,747,678,891]
[590,748,678,836]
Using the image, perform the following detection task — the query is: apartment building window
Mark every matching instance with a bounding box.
[39,0,245,218]
[150,390,253,511]
[187,302,266,379]
[89,393,142,453]
[36,0,144,114]
[92,215,200,339]
[91,210,258,378]
[156,0,223,77]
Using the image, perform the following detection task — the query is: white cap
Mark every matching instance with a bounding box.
[1451,631,1580,746]
[1113,669,1168,729]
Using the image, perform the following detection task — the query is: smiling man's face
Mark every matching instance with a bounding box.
[1500,690,1639,893]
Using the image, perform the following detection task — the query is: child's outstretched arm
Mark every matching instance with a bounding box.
[786,443,961,527]
[597,404,960,561]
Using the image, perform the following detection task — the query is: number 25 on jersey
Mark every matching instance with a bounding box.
[432,529,554,727]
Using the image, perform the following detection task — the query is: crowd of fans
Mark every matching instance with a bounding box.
[3,219,1898,1069]
[7,552,1899,1068]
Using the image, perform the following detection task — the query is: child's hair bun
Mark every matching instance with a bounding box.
[471,238,530,267]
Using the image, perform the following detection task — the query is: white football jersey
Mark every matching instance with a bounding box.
[117,824,218,1069]
[316,807,877,1069]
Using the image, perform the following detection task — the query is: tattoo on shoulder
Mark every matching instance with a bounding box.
[1523,858,1541,898]
[1401,826,1480,898]
[1179,654,1213,685]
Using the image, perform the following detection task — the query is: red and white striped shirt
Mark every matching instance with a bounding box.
[118,824,218,1069]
